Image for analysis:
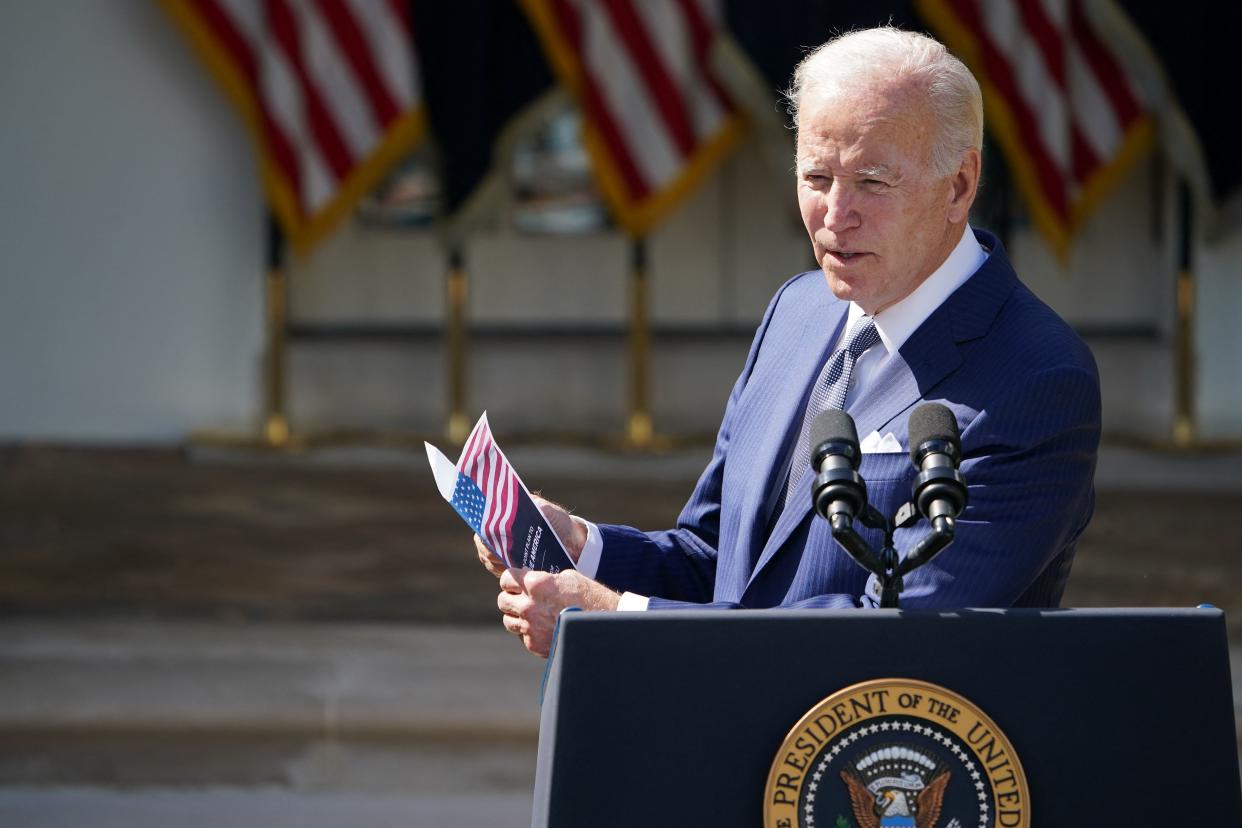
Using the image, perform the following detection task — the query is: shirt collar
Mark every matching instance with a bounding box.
[845,225,987,354]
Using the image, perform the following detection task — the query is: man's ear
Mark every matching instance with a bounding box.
[946,148,981,223]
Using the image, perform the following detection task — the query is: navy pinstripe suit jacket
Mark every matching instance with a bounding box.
[595,229,1101,610]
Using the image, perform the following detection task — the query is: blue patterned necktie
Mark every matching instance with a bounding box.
[783,316,881,507]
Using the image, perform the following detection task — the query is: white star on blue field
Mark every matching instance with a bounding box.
[450,472,487,535]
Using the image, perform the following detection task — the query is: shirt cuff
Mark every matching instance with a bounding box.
[572,516,604,578]
[616,592,650,611]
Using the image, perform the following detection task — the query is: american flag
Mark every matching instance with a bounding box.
[520,0,746,236]
[160,0,425,253]
[455,414,520,562]
[917,0,1153,259]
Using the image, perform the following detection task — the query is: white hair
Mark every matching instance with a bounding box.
[785,27,983,177]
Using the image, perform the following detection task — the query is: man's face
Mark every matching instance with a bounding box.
[796,80,974,315]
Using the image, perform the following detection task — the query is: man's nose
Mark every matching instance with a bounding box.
[823,182,860,232]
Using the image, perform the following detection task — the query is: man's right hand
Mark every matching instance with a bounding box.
[475,494,588,578]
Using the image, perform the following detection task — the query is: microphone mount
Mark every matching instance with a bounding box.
[826,500,954,608]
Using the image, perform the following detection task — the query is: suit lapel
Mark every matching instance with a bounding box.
[851,313,960,439]
[730,289,847,582]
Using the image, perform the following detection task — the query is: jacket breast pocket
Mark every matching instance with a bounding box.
[858,452,916,521]
[859,451,914,483]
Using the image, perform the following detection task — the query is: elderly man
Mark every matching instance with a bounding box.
[480,27,1100,657]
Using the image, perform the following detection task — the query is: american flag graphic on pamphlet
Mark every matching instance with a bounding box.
[425,413,575,573]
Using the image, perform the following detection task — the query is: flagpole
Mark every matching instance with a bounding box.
[1172,180,1196,447]
[626,237,653,448]
[446,244,470,445]
[262,214,291,448]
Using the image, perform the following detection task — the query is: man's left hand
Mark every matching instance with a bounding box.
[497,568,621,658]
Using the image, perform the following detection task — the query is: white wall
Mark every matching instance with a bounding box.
[1197,230,1242,441]
[0,2,263,441]
[0,2,1237,442]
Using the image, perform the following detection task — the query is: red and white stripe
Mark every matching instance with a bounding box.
[939,0,1145,230]
[184,0,419,222]
[536,0,739,229]
[457,415,520,560]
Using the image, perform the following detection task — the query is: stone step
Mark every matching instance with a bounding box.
[0,620,542,790]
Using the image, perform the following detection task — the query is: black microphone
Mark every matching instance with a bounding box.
[810,409,867,522]
[907,403,968,524]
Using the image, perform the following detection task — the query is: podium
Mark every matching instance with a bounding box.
[532,608,1240,827]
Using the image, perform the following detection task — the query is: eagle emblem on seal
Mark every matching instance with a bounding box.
[840,744,950,828]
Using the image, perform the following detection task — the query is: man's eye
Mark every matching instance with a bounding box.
[863,179,887,188]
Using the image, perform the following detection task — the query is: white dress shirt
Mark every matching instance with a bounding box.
[577,226,987,611]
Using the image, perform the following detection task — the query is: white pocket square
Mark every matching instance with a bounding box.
[860,430,904,453]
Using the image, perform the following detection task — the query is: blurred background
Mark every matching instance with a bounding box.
[1,1,1239,825]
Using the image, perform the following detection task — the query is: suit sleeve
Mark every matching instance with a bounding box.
[591,279,794,604]
[871,362,1102,608]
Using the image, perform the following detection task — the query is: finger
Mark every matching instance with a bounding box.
[477,543,503,566]
[475,536,505,574]
[497,590,525,616]
[524,623,552,658]
[501,614,526,636]
[515,568,553,598]
[499,567,529,594]
[529,499,585,561]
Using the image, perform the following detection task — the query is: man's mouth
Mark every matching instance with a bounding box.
[825,248,868,264]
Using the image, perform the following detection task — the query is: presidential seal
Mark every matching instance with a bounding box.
[764,679,1028,828]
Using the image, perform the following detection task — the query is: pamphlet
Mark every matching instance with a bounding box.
[425,413,576,573]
